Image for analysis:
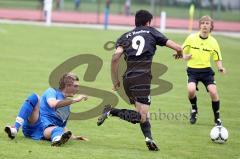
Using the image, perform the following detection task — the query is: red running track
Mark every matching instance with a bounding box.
[0,8,240,32]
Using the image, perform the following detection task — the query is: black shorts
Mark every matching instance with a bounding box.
[187,67,216,90]
[123,72,152,105]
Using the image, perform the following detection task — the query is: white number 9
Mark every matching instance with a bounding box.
[132,35,145,56]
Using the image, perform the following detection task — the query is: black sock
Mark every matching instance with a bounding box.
[189,96,198,112]
[140,120,152,140]
[110,108,141,124]
[212,101,220,120]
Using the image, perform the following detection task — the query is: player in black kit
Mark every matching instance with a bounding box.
[97,10,183,151]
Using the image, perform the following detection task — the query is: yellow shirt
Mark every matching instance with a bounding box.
[182,32,222,68]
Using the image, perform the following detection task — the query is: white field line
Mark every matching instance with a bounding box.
[0,19,240,38]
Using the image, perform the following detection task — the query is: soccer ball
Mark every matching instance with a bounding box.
[210,126,228,144]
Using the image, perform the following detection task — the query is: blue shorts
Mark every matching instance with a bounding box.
[41,115,67,130]
[22,116,44,140]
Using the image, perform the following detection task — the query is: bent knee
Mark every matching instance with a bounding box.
[139,112,148,123]
[27,93,40,108]
[209,90,219,100]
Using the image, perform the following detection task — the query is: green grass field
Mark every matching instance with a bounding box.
[0,23,239,159]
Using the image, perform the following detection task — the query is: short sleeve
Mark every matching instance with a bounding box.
[151,28,168,46]
[182,35,191,54]
[212,40,222,61]
[45,88,57,102]
[115,34,128,49]
[115,36,123,48]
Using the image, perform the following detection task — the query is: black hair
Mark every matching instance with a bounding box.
[135,10,153,27]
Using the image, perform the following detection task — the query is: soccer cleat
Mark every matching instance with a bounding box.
[97,104,112,126]
[189,109,198,124]
[51,131,72,147]
[215,118,222,126]
[145,137,159,151]
[4,126,17,140]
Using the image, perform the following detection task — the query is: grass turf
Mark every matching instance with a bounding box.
[0,23,239,159]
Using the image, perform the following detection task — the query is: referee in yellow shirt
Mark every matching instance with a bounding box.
[182,15,226,126]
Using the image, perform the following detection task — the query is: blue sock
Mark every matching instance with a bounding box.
[14,93,39,131]
[51,127,64,142]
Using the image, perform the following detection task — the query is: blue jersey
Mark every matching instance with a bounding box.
[40,88,71,129]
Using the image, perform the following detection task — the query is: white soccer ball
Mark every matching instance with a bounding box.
[210,126,228,144]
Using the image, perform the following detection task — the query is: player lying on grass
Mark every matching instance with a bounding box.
[4,72,88,146]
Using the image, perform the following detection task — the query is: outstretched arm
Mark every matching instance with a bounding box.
[111,46,124,91]
[48,94,88,108]
[165,40,183,59]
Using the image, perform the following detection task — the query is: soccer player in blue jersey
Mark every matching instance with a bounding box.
[4,72,88,146]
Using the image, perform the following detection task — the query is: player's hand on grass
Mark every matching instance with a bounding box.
[71,135,89,141]
[112,80,120,91]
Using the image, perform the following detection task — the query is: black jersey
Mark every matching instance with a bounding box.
[115,26,168,77]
